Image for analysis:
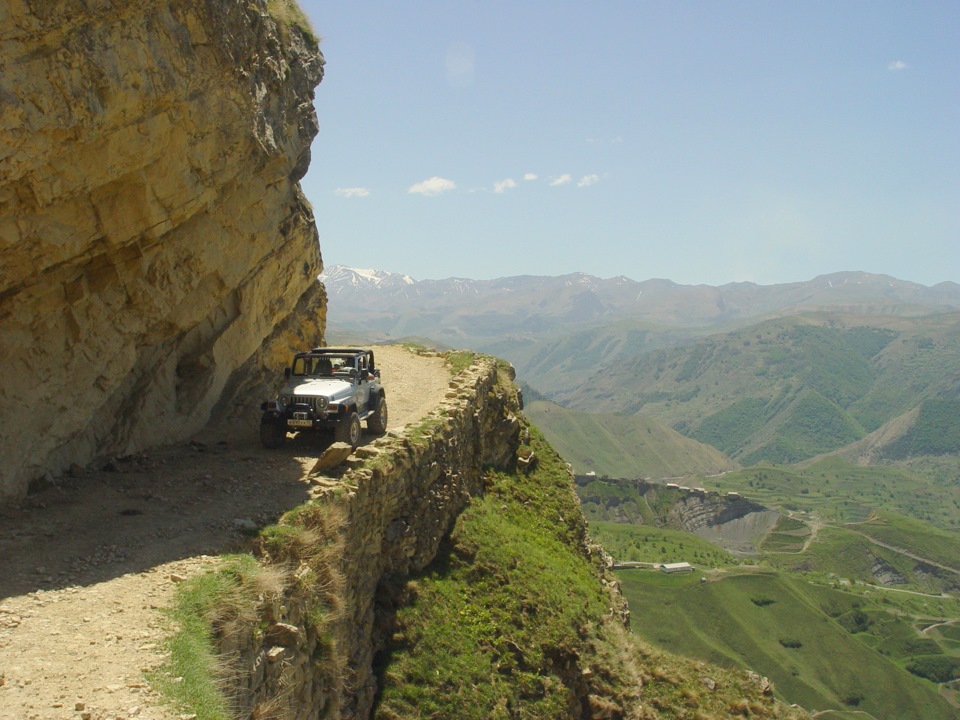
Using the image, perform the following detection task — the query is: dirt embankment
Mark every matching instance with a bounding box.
[0,346,451,720]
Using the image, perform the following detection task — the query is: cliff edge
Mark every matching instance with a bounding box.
[0,0,325,503]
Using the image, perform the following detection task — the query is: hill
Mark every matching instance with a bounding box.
[559,312,960,466]
[578,475,960,716]
[618,569,959,719]
[698,456,960,530]
[523,399,736,478]
[322,267,960,468]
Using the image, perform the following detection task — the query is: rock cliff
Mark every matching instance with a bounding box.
[224,357,526,719]
[0,0,325,502]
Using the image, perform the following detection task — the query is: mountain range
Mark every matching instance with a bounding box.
[321,265,960,475]
[321,265,960,334]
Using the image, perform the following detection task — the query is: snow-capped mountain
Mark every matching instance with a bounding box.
[319,265,416,294]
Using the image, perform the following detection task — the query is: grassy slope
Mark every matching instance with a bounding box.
[374,424,800,719]
[578,475,960,717]
[560,312,960,467]
[525,399,735,479]
[588,519,740,568]
[618,570,957,720]
[700,457,960,529]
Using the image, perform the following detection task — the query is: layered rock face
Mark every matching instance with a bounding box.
[224,358,526,720]
[0,0,325,502]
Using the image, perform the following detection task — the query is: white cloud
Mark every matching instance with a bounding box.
[334,187,370,198]
[577,174,600,188]
[523,173,538,181]
[549,174,573,186]
[493,178,517,193]
[408,177,456,196]
[888,60,908,70]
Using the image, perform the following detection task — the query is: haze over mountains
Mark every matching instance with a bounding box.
[322,265,960,335]
[322,266,960,477]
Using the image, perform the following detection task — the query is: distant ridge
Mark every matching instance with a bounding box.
[320,265,416,293]
[320,265,960,334]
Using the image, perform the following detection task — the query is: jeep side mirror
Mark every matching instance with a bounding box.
[284,367,291,379]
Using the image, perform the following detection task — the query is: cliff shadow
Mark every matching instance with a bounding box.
[0,432,325,600]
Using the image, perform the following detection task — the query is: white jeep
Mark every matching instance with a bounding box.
[259,347,387,450]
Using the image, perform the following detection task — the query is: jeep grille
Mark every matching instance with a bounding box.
[291,395,327,412]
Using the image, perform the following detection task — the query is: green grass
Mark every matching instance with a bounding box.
[588,520,739,568]
[524,399,733,479]
[885,399,960,458]
[374,423,799,719]
[740,389,866,465]
[616,570,958,719]
[444,349,479,376]
[564,312,960,467]
[150,556,264,720]
[760,515,811,553]
[374,427,619,719]
[850,510,960,573]
[700,456,960,528]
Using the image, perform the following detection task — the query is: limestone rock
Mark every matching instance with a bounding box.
[0,0,325,503]
[265,622,303,648]
[312,442,354,474]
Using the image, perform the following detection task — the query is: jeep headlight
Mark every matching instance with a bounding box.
[279,395,292,407]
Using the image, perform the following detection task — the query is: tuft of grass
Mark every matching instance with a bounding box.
[266,0,318,45]
[445,349,479,376]
[152,500,349,719]
[151,555,277,720]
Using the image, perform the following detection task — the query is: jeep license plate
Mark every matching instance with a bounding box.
[289,419,312,428]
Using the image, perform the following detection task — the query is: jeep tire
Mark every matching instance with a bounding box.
[335,411,362,450]
[367,396,388,435]
[260,421,286,449]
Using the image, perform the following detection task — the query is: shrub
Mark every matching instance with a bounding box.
[906,655,960,684]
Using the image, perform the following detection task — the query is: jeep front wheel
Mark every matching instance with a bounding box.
[260,421,286,449]
[367,396,388,435]
[335,412,362,449]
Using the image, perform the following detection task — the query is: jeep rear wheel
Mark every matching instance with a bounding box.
[335,412,361,450]
[260,422,286,449]
[367,396,388,435]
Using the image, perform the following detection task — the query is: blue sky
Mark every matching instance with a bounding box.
[296,1,958,287]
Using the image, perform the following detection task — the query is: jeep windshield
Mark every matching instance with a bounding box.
[291,354,355,377]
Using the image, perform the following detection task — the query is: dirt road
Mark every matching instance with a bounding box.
[0,346,451,720]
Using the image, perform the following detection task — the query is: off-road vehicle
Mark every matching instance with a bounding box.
[259,347,387,450]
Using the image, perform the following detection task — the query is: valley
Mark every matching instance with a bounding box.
[323,265,960,717]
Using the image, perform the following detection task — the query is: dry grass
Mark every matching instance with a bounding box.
[266,0,318,44]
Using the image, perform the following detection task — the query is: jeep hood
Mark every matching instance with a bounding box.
[283,378,352,398]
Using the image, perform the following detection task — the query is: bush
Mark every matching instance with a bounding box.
[837,608,872,634]
[906,655,960,684]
